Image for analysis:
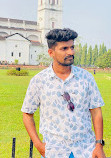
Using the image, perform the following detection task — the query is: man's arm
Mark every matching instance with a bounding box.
[23,112,45,157]
[90,107,106,158]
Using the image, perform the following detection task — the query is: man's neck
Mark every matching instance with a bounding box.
[52,62,71,80]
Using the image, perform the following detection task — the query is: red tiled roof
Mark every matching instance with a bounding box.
[31,40,42,46]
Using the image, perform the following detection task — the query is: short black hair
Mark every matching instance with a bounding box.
[45,28,78,48]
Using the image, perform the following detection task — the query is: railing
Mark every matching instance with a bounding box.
[12,138,33,158]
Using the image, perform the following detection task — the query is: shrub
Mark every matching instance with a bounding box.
[15,59,19,65]
[7,69,29,76]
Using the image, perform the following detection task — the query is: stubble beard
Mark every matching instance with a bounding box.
[59,55,74,66]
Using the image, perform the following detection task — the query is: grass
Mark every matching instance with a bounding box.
[0,69,111,157]
[0,69,42,158]
[92,72,111,156]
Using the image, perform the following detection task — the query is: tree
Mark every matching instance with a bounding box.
[98,44,102,56]
[102,43,107,54]
[92,44,98,66]
[86,45,92,67]
[74,43,82,66]
[104,49,111,68]
[95,49,111,68]
[99,43,107,56]
[80,44,87,66]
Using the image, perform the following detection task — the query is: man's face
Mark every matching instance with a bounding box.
[48,40,75,66]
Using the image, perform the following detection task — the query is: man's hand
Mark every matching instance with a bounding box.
[22,113,46,157]
[37,142,46,158]
[92,144,106,158]
[90,108,106,158]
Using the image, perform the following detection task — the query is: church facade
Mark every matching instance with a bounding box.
[0,0,62,65]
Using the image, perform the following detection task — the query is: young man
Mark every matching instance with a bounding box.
[21,28,106,158]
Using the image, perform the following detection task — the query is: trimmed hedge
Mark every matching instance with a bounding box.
[7,69,29,76]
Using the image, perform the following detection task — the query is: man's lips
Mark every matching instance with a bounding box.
[67,57,73,59]
[64,55,74,60]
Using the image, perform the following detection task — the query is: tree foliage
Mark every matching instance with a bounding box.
[74,43,110,68]
[80,44,87,66]
[86,46,92,66]
[95,49,111,68]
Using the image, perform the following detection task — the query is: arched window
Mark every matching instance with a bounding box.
[27,35,39,41]
[0,32,8,37]
[49,0,50,4]
[41,0,42,5]
[57,0,59,4]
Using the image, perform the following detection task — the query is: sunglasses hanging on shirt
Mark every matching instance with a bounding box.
[62,92,75,111]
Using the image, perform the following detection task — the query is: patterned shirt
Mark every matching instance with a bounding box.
[21,65,104,158]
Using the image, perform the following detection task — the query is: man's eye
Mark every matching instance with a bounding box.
[63,47,67,50]
[71,46,74,50]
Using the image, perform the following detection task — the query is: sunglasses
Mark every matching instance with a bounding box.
[62,92,75,111]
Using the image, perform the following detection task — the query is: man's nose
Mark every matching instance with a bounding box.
[67,48,75,55]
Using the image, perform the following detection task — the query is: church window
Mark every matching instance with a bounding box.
[31,55,32,59]
[52,22,55,28]
[19,53,21,57]
[57,0,58,4]
[11,52,14,57]
[41,0,42,5]
[49,0,50,4]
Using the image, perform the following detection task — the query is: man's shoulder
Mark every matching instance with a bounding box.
[72,65,93,78]
[31,66,50,81]
[72,65,90,74]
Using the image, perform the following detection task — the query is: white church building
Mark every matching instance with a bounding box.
[0,0,62,65]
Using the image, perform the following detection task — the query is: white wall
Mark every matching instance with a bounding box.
[29,44,44,65]
[0,34,47,65]
[0,40,6,61]
[5,34,30,65]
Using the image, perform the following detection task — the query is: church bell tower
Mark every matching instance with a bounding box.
[37,0,63,44]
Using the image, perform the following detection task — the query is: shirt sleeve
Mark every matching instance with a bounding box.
[88,74,104,109]
[21,76,40,114]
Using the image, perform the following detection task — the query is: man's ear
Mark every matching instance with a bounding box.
[48,48,54,58]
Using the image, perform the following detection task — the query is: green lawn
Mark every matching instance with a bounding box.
[0,69,111,157]
[92,72,111,157]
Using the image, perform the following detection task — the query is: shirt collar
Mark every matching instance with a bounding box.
[71,65,80,79]
[48,63,56,78]
[48,63,79,79]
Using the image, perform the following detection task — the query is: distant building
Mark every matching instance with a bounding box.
[0,0,62,65]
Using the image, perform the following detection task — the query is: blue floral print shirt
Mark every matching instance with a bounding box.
[21,65,104,158]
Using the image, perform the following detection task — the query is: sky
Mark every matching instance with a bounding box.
[0,0,111,49]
